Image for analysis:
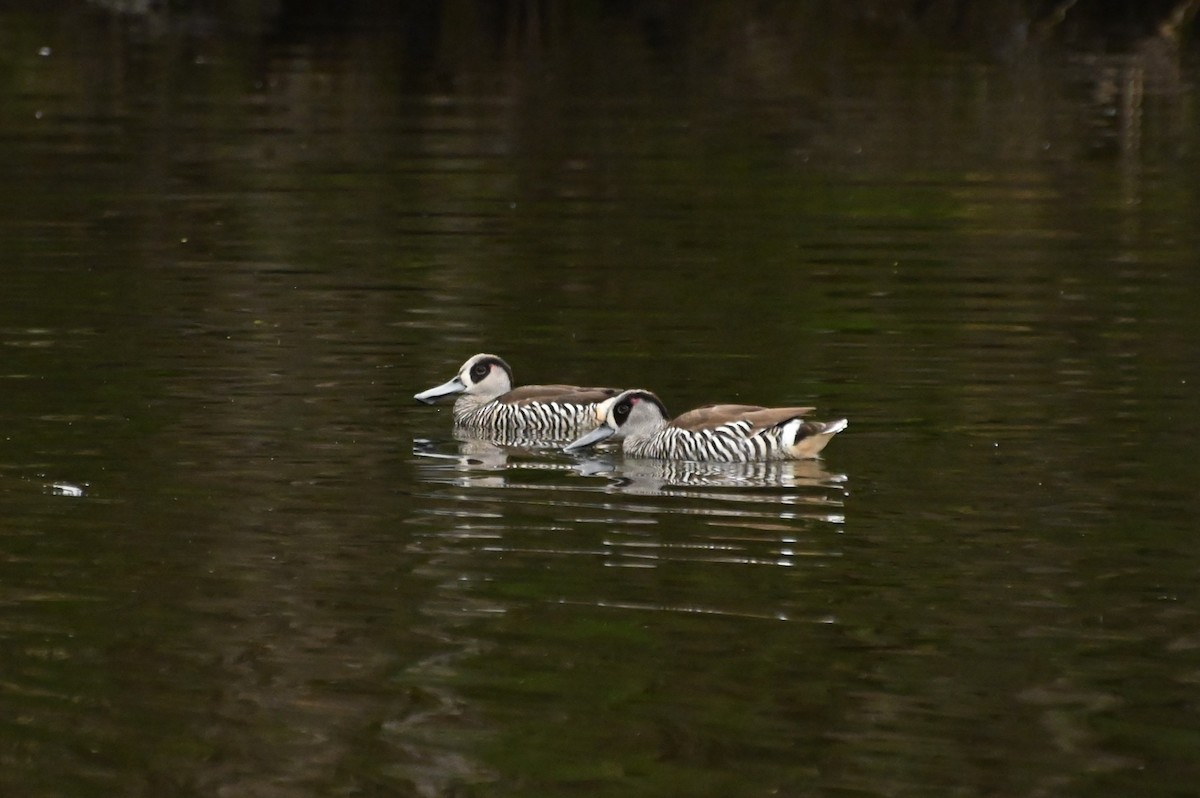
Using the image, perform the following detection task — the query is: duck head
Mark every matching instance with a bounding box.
[563,389,669,452]
[414,353,514,404]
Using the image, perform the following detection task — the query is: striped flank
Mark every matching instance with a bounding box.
[456,401,601,440]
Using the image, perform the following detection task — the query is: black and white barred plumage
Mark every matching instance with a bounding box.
[415,353,621,444]
[454,399,607,440]
[564,389,847,463]
[623,420,806,462]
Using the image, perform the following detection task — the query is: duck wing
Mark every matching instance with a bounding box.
[499,384,622,406]
[673,404,815,433]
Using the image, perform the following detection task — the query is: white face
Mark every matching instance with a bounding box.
[602,390,668,439]
[458,354,513,396]
[414,353,513,404]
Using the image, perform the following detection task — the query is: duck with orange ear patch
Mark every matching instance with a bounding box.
[564,389,846,462]
[415,353,623,441]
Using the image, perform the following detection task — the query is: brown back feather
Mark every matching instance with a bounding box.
[498,384,621,406]
[672,404,815,433]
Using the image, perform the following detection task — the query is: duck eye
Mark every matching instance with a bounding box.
[470,363,489,380]
[615,401,631,418]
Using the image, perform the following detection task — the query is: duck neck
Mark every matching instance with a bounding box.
[620,425,662,456]
[453,393,492,420]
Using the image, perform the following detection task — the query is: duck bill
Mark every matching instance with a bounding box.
[414,377,465,404]
[563,424,616,453]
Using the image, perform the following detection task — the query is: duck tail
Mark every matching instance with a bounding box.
[786,418,848,459]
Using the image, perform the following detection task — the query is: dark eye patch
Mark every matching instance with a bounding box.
[615,400,632,418]
[470,363,490,380]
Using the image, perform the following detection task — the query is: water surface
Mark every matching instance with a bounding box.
[3,4,1200,796]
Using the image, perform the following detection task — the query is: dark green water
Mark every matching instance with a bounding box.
[3,3,1200,796]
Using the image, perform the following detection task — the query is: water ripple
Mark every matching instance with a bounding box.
[408,437,851,626]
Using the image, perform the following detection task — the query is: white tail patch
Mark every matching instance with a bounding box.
[786,418,848,459]
[822,419,849,436]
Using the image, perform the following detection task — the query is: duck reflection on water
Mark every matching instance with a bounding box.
[573,453,847,492]
[414,434,847,516]
[570,454,847,523]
